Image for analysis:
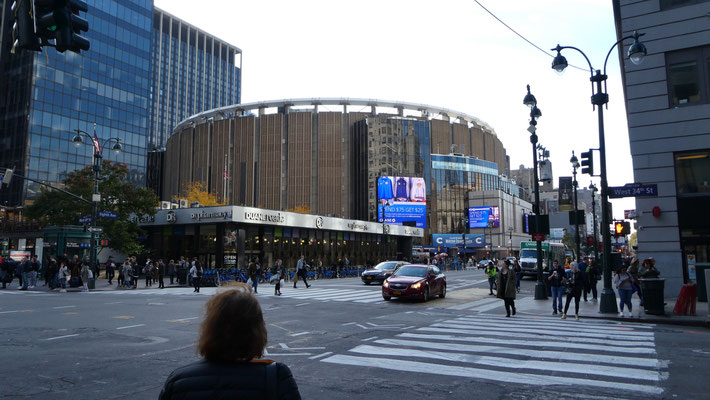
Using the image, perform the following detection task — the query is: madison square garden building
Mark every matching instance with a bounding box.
[153,99,520,267]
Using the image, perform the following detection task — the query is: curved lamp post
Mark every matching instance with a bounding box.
[523,85,547,300]
[551,31,647,313]
[73,124,122,272]
[570,151,581,262]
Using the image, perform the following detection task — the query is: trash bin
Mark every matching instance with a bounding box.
[697,264,710,302]
[88,278,96,290]
[640,278,665,315]
[176,268,187,285]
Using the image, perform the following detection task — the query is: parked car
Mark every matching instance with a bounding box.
[477,259,493,269]
[382,264,446,302]
[361,261,406,285]
[505,257,517,264]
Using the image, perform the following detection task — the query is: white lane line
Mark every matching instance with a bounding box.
[431,323,654,344]
[361,336,378,342]
[309,351,333,360]
[461,315,655,330]
[381,337,663,368]
[321,354,663,395]
[44,334,79,341]
[0,310,23,314]
[295,303,310,307]
[453,317,656,335]
[414,328,656,354]
[52,305,76,309]
[350,344,662,382]
[104,301,123,304]
[467,301,503,313]
[166,317,198,322]
[290,332,310,337]
[447,295,499,310]
[116,324,146,330]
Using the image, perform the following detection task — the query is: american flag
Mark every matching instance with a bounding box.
[223,164,229,179]
[92,130,101,154]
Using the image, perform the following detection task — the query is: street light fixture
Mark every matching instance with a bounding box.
[570,151,581,262]
[72,123,122,273]
[551,31,647,314]
[523,84,547,300]
[589,182,600,270]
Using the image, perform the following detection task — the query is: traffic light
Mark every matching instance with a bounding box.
[613,221,630,236]
[54,0,90,53]
[10,0,41,53]
[580,149,594,175]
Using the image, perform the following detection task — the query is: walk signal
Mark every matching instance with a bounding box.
[613,221,630,236]
[10,0,41,53]
[580,149,594,175]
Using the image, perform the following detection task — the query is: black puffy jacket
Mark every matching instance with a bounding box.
[159,359,301,400]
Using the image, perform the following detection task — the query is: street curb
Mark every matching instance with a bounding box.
[580,313,710,329]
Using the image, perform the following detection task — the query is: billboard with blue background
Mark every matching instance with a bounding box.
[432,234,485,248]
[377,176,427,228]
[468,206,500,228]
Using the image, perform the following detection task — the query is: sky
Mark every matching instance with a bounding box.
[154,0,637,220]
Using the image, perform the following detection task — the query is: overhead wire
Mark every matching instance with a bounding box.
[472,0,588,72]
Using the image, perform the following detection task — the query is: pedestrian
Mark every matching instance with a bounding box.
[80,260,91,292]
[548,259,566,315]
[513,259,522,293]
[496,260,517,317]
[293,255,310,288]
[29,255,39,288]
[158,284,301,399]
[189,258,203,293]
[46,256,58,289]
[58,261,69,292]
[614,265,635,318]
[168,259,176,285]
[152,259,160,284]
[131,257,139,289]
[639,258,660,279]
[157,259,166,289]
[247,256,261,294]
[0,256,7,289]
[562,262,584,320]
[105,256,116,285]
[577,257,589,302]
[121,260,133,289]
[627,256,643,305]
[271,259,283,296]
[19,256,32,290]
[586,258,600,302]
[485,261,497,295]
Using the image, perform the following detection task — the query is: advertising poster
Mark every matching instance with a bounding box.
[432,234,485,248]
[468,206,500,228]
[377,176,427,228]
[559,177,574,212]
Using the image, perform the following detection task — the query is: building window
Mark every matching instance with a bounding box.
[660,0,707,10]
[666,45,710,107]
[675,150,710,195]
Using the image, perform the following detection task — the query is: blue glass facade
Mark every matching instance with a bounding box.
[150,8,241,148]
[16,0,153,202]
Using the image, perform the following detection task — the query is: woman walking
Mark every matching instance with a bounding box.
[80,260,91,292]
[496,260,517,317]
[189,258,203,293]
[562,262,584,320]
[614,265,634,317]
[271,259,283,296]
[58,261,69,292]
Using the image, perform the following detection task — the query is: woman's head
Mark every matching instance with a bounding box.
[569,262,578,272]
[198,284,267,363]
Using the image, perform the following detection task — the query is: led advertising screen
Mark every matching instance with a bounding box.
[468,206,500,228]
[377,176,427,228]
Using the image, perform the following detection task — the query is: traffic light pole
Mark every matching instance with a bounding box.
[591,186,600,271]
[531,129,546,300]
[90,151,102,275]
[572,167,581,262]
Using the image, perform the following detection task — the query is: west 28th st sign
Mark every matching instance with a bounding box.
[608,183,658,199]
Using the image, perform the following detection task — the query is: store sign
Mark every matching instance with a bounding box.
[432,234,485,248]
[9,250,31,261]
[243,211,284,223]
[224,254,237,267]
[347,222,369,231]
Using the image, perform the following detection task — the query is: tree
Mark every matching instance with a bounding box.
[562,231,575,250]
[25,161,158,256]
[285,204,311,214]
[176,181,225,207]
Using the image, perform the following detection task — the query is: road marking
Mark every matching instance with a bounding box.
[44,334,79,341]
[278,343,326,350]
[52,305,76,309]
[0,309,34,314]
[112,315,135,319]
[362,336,378,342]
[309,352,333,360]
[166,317,198,323]
[148,302,165,305]
[116,324,146,330]
[61,312,78,315]
[447,297,499,310]
[104,302,122,304]
[290,331,310,337]
[294,303,310,307]
[321,354,663,395]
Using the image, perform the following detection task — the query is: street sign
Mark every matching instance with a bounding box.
[87,226,103,233]
[531,233,545,241]
[98,211,117,219]
[608,183,658,198]
[624,209,637,219]
[78,216,92,224]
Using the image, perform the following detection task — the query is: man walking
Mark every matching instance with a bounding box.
[157,259,166,289]
[167,259,176,285]
[294,255,310,288]
[247,256,262,294]
[20,257,32,290]
[484,261,497,295]
[548,259,566,315]
[189,257,202,293]
[105,256,116,285]
[577,257,589,302]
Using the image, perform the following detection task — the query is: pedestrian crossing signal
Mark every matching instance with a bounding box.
[613,221,630,236]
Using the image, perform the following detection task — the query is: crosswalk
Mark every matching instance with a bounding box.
[321,314,667,396]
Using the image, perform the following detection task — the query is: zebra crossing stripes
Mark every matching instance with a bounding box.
[321,315,666,396]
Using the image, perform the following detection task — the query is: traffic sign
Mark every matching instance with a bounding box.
[87,226,103,233]
[98,211,117,219]
[608,183,657,198]
[531,233,545,241]
[78,216,92,224]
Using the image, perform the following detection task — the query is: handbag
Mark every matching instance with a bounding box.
[88,269,94,279]
[246,278,253,286]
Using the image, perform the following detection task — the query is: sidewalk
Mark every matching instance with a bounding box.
[512,292,710,328]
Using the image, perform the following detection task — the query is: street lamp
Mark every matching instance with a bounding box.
[570,151,581,262]
[589,182,600,270]
[73,124,122,273]
[551,31,647,313]
[380,199,392,261]
[461,216,469,260]
[523,84,547,300]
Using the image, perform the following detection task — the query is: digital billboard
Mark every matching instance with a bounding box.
[468,206,500,228]
[377,176,427,228]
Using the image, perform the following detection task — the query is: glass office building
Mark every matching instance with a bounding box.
[0,0,153,206]
[151,7,242,149]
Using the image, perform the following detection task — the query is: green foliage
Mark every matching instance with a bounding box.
[25,161,158,255]
[562,231,575,250]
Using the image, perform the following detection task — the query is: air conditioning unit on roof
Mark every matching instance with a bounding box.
[179,199,188,208]
[160,201,171,210]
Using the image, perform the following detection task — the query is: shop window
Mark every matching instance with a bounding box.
[666,45,710,107]
[675,151,710,195]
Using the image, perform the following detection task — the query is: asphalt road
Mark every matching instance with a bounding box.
[0,269,708,399]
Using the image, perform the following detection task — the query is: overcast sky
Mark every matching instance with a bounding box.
[155,0,637,220]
